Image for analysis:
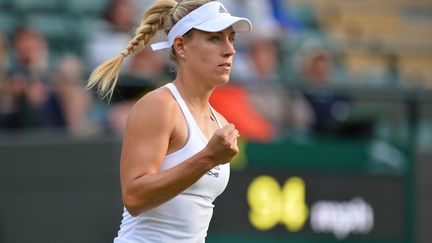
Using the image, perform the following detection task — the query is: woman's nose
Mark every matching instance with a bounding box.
[222,40,236,57]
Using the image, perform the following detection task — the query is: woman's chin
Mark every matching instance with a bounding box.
[216,76,230,86]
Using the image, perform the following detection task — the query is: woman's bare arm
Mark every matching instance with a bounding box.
[120,89,238,216]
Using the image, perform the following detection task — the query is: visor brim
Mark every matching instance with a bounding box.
[194,16,252,33]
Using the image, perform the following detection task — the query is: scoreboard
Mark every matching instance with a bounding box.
[207,138,413,243]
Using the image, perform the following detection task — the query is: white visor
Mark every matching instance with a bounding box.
[151,1,252,51]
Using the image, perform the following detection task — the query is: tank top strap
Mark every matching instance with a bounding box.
[164,83,196,126]
[209,105,222,128]
[165,82,220,143]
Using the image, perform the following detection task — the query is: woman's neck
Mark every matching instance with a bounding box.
[173,73,213,112]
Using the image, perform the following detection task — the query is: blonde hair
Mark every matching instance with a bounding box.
[87,0,213,99]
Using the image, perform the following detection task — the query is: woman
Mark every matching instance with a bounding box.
[87,0,252,242]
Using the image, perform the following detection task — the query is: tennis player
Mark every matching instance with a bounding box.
[87,0,252,242]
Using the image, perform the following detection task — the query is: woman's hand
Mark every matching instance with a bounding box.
[204,123,239,165]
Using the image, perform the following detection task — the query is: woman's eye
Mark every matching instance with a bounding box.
[210,36,221,43]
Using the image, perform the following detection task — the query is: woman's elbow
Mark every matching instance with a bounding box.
[123,187,156,217]
[122,177,156,216]
[123,195,144,217]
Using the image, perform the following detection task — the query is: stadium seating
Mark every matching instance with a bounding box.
[65,0,110,16]
[11,0,62,12]
[287,0,432,87]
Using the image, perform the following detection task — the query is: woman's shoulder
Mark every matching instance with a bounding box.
[126,86,177,126]
[137,86,175,107]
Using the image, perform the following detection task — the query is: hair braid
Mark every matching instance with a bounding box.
[86,0,213,100]
[87,0,177,100]
[123,3,175,57]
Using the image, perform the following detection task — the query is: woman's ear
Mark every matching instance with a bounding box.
[173,36,186,59]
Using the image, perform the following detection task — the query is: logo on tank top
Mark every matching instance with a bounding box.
[206,165,220,178]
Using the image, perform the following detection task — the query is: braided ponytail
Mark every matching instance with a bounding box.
[87,0,213,100]
[87,0,177,99]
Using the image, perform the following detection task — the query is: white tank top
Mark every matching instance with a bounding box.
[114,83,230,243]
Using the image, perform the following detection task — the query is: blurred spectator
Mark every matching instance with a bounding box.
[53,55,96,136]
[85,0,136,70]
[244,35,292,137]
[294,38,374,137]
[10,27,49,77]
[295,38,350,134]
[243,36,281,85]
[0,27,65,129]
[126,46,173,87]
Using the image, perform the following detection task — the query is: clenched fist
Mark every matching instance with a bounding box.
[204,123,239,165]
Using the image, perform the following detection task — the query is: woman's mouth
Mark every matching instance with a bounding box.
[218,63,231,67]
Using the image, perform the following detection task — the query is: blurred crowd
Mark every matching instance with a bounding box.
[0,0,390,141]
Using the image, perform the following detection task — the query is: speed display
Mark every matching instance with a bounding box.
[210,171,405,241]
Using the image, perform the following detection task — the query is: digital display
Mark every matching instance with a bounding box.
[210,171,405,241]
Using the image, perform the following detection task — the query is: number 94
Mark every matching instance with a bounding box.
[247,175,309,232]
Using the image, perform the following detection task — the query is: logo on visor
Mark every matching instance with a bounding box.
[219,5,228,14]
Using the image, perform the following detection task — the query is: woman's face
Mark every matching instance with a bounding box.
[180,27,236,87]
